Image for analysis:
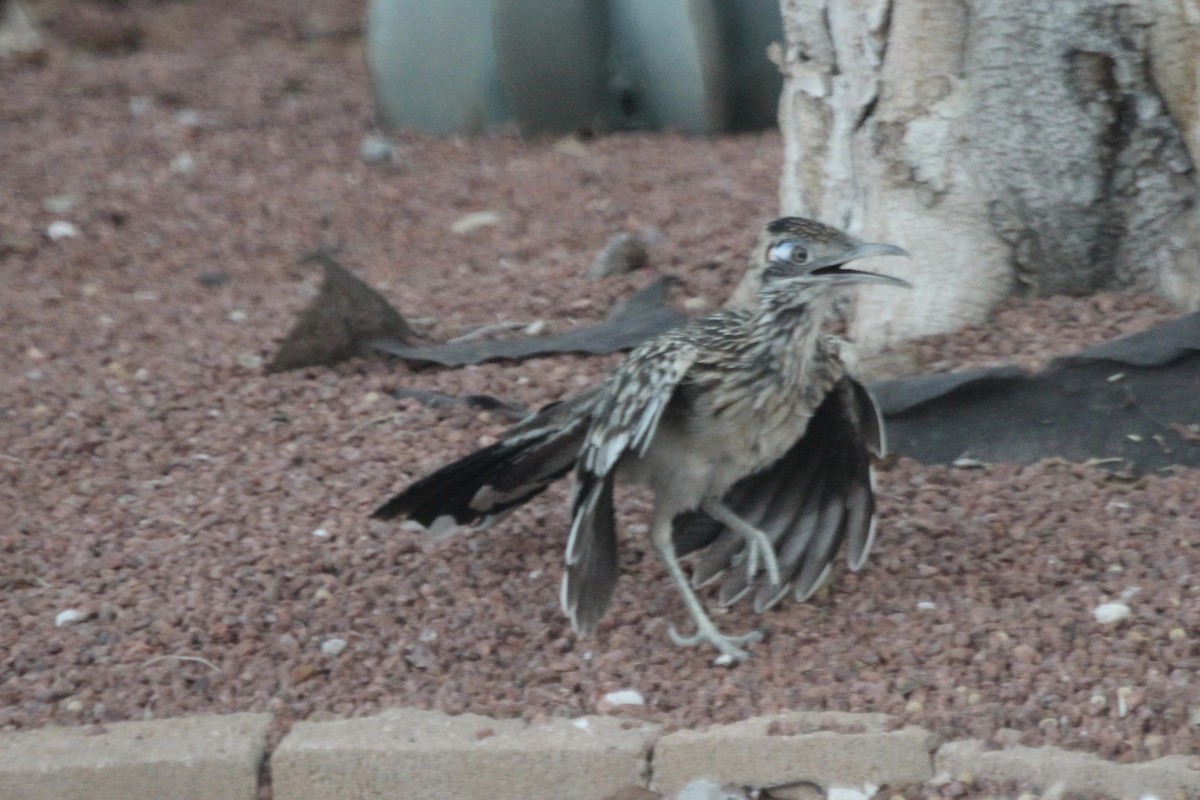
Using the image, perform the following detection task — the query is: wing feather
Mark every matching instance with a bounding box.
[563,336,699,632]
[674,376,883,612]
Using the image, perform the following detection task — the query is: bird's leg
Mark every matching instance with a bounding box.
[700,500,782,587]
[651,519,762,661]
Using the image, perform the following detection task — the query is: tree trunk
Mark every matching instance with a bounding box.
[776,0,1200,353]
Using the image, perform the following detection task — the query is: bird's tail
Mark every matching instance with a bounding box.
[372,397,591,534]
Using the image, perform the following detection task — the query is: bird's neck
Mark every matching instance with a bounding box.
[749,285,839,381]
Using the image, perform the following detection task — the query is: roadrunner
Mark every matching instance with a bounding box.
[374,217,910,660]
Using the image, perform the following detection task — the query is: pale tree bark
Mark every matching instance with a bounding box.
[775,0,1200,354]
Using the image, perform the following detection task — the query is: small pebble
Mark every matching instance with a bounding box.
[601,689,645,707]
[588,232,648,279]
[55,609,84,627]
[320,638,347,656]
[916,600,936,610]
[228,309,248,322]
[523,319,548,336]
[1117,686,1132,717]
[450,210,502,234]
[174,109,201,127]
[1094,602,1131,624]
[312,528,330,538]
[359,135,396,163]
[170,152,196,175]
[553,135,589,157]
[236,353,263,369]
[46,220,79,240]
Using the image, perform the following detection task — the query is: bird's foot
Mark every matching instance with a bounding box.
[668,621,763,662]
[742,530,782,587]
[700,501,782,588]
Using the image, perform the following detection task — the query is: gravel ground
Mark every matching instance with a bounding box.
[3,0,1198,784]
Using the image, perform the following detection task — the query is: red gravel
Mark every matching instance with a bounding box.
[3,0,1198,776]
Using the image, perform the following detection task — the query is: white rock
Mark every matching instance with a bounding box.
[55,609,84,627]
[236,353,263,370]
[320,638,347,656]
[602,689,645,707]
[359,135,395,163]
[129,95,152,116]
[1094,602,1132,624]
[450,210,502,234]
[553,135,589,157]
[571,718,590,730]
[46,220,79,240]
[174,109,201,127]
[170,152,196,175]
[916,600,937,610]
[311,528,330,538]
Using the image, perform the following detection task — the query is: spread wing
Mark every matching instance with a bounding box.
[561,335,700,634]
[673,376,885,612]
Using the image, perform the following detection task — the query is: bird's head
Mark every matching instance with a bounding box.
[761,217,911,289]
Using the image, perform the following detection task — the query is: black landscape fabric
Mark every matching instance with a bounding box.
[268,255,1199,470]
[268,252,685,371]
[369,277,685,366]
[874,311,1200,472]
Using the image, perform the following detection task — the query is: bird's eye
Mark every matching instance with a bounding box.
[766,240,810,265]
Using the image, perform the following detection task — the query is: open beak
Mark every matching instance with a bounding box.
[815,241,911,287]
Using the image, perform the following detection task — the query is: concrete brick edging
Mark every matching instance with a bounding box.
[1,709,1197,800]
